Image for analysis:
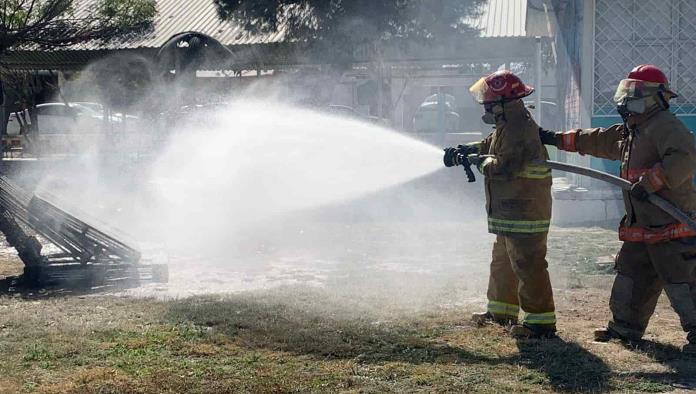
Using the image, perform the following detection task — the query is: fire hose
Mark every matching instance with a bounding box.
[454,154,696,233]
[542,160,696,232]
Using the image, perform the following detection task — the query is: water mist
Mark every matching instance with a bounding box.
[25,96,490,302]
[146,100,445,253]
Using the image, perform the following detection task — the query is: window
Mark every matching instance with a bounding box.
[594,0,696,115]
[36,105,65,116]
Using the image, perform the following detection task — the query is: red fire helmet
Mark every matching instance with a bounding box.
[625,64,677,97]
[469,70,535,104]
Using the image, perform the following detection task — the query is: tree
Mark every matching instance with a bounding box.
[0,0,157,137]
[213,0,484,60]
[214,0,484,119]
[0,0,157,55]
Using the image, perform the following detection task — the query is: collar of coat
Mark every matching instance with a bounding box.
[627,105,666,128]
[495,99,529,126]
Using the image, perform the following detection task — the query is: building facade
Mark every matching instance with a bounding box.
[578,0,696,174]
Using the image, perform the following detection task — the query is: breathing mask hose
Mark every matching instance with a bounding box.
[482,102,505,125]
[616,101,631,124]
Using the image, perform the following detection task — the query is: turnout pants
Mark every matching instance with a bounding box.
[486,233,556,327]
[607,239,696,339]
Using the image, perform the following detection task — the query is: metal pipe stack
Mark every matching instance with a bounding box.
[0,176,141,265]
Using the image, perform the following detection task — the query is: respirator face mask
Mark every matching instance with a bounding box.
[616,97,646,121]
[482,102,502,124]
[613,78,661,122]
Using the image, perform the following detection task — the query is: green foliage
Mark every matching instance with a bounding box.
[213,0,484,51]
[22,343,54,363]
[0,0,157,54]
[98,0,157,28]
[87,53,154,110]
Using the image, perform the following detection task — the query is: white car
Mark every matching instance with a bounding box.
[5,102,105,135]
[412,94,460,133]
[6,102,140,136]
[6,110,29,136]
[4,103,130,155]
[73,102,139,124]
[326,104,364,120]
[324,105,388,126]
[73,102,104,113]
[35,102,107,133]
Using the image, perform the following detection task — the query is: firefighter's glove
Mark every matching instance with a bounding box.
[630,180,650,202]
[444,144,480,167]
[457,144,479,156]
[466,154,483,167]
[538,128,558,146]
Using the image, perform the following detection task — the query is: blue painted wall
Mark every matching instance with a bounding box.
[590,114,696,175]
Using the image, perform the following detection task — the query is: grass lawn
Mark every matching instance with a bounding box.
[0,226,694,393]
[0,287,694,393]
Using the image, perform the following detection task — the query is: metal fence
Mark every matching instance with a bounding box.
[594,0,696,116]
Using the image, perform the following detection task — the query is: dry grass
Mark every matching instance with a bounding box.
[0,253,23,277]
[0,286,693,393]
[0,227,694,393]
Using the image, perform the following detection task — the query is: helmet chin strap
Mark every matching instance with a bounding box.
[657,91,670,110]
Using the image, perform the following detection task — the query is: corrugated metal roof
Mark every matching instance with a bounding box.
[3,0,542,70]
[1,49,154,71]
[21,0,536,51]
[65,0,535,49]
[467,0,528,38]
[67,0,289,50]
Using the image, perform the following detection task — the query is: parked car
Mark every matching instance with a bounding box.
[6,110,29,136]
[36,102,107,133]
[412,94,460,133]
[2,112,24,155]
[159,102,229,129]
[3,102,133,156]
[74,102,140,124]
[326,104,364,120]
[72,101,104,113]
[523,100,560,127]
[5,102,104,136]
[6,102,142,136]
[324,104,388,126]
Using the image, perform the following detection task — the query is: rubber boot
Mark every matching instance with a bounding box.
[471,312,517,327]
[593,327,640,343]
[510,324,556,339]
[593,328,616,342]
[684,331,696,356]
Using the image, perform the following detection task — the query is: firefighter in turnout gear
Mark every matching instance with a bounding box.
[445,71,556,338]
[539,65,696,354]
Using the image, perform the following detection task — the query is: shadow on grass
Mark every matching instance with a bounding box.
[166,294,500,365]
[0,273,142,298]
[515,337,611,393]
[167,294,618,393]
[619,339,696,390]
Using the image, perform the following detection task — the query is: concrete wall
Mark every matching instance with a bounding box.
[551,178,624,226]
